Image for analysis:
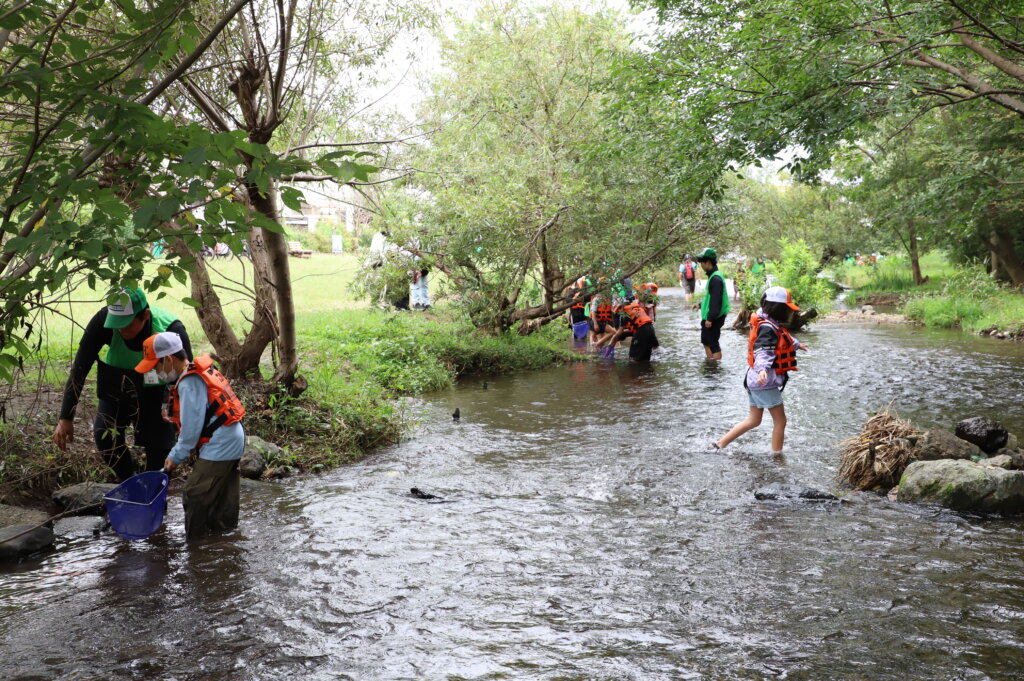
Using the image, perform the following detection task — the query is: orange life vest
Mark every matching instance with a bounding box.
[747,313,798,374]
[594,303,614,323]
[639,282,658,295]
[622,301,653,333]
[166,354,246,447]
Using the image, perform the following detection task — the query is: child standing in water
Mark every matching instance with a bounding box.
[711,286,808,454]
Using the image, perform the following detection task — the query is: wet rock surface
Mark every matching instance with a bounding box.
[52,482,117,514]
[0,525,55,561]
[899,459,1024,514]
[754,483,837,501]
[955,417,1009,454]
[242,436,279,478]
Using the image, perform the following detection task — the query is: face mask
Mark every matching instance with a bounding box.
[156,360,180,383]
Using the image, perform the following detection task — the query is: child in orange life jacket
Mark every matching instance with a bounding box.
[135,331,246,540]
[634,282,659,321]
[710,287,809,454]
[589,284,618,348]
[597,299,659,362]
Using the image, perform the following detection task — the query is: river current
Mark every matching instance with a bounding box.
[2,289,1024,680]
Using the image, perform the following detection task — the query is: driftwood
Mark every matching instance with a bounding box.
[837,405,920,490]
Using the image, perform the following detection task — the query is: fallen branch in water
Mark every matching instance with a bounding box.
[837,404,920,490]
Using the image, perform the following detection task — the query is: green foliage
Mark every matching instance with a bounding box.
[774,239,833,313]
[287,229,331,254]
[903,266,1006,330]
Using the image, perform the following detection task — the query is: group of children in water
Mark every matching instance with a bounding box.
[564,267,808,454]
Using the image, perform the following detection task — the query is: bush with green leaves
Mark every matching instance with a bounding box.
[774,239,834,314]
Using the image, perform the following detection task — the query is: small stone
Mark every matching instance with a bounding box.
[860,304,875,314]
[0,525,55,561]
[887,487,899,502]
[1007,433,1019,450]
[52,482,117,515]
[984,455,1015,470]
[239,449,266,480]
[955,417,1009,454]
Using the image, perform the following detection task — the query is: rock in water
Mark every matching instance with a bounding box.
[0,504,50,528]
[52,482,117,514]
[452,408,460,421]
[898,459,1024,514]
[917,429,981,461]
[955,417,1009,454]
[754,483,837,501]
[410,487,440,500]
[240,436,272,479]
[0,525,55,561]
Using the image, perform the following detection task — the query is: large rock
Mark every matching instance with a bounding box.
[917,428,980,461]
[898,459,1024,514]
[52,482,117,515]
[0,525,55,561]
[0,503,50,528]
[955,417,1009,454]
[754,483,837,501]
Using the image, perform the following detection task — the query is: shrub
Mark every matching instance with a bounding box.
[774,238,834,313]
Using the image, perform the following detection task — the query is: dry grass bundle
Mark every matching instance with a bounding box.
[837,404,920,490]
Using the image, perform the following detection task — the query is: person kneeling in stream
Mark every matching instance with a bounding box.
[135,332,246,540]
[597,299,659,362]
[710,287,808,455]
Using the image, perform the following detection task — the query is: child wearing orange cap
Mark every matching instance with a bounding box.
[710,286,808,454]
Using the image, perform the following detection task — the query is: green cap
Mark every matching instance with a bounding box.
[695,247,717,261]
[103,288,149,329]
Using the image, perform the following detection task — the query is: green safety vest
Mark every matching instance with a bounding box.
[700,270,731,320]
[751,262,764,275]
[104,305,178,370]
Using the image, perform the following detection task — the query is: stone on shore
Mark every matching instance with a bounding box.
[239,438,270,475]
[898,459,1024,514]
[0,525,55,561]
[984,454,1016,470]
[916,428,980,461]
[754,483,837,502]
[52,482,117,515]
[955,417,1009,454]
[242,436,279,479]
[0,504,50,528]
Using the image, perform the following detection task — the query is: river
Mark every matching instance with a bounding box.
[3,289,1024,680]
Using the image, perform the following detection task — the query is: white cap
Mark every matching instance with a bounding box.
[764,286,800,310]
[135,332,184,373]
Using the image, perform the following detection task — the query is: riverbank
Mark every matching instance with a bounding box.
[0,265,580,510]
[834,254,1024,340]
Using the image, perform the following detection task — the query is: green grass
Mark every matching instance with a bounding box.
[834,252,955,297]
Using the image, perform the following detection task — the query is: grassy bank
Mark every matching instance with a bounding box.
[835,253,1024,335]
[0,257,578,506]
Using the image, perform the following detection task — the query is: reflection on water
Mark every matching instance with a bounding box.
[2,290,1024,680]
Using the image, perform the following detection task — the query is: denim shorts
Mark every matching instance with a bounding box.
[748,387,784,409]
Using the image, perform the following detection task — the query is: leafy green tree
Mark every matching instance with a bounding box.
[374,2,721,332]
[0,0,310,381]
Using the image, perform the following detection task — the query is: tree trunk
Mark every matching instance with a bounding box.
[908,222,926,286]
[246,180,300,389]
[991,226,1024,286]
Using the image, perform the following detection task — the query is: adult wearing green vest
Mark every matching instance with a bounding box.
[694,247,731,360]
[52,288,193,481]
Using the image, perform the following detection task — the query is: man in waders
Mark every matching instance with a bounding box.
[52,288,192,481]
[136,332,245,540]
[693,248,730,360]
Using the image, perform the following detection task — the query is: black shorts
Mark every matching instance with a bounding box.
[629,323,659,362]
[700,315,727,353]
[683,277,695,293]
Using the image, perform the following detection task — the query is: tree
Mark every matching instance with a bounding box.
[150,0,431,387]
[0,0,311,381]
[372,2,723,332]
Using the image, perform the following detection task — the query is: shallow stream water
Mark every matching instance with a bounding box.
[3,289,1024,680]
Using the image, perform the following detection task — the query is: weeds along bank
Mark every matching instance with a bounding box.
[0,305,577,507]
[835,254,1024,338]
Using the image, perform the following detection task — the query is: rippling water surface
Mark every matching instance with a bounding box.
[3,290,1024,680]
